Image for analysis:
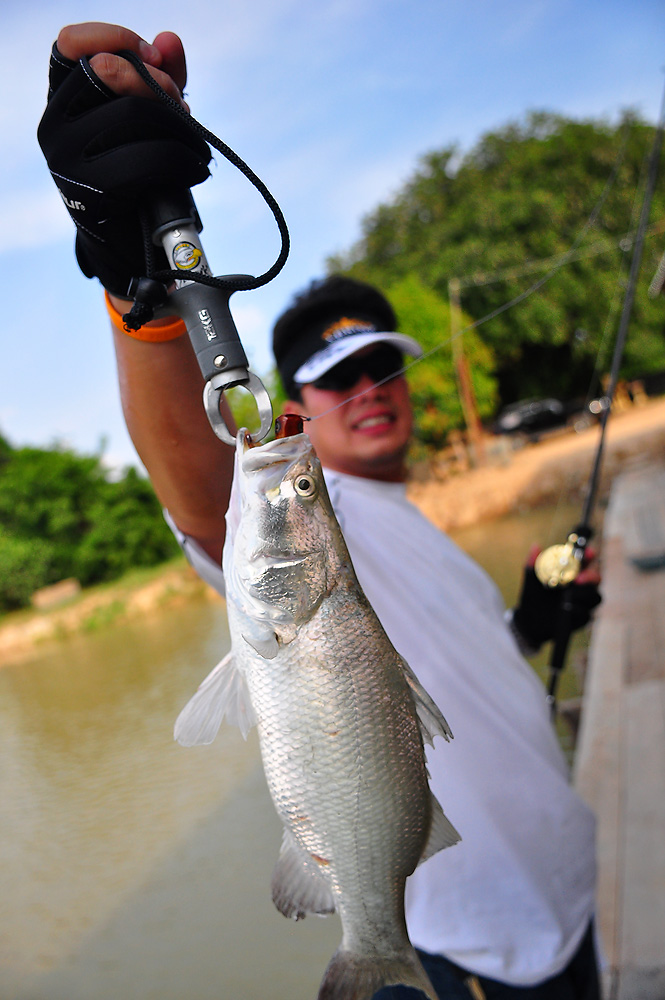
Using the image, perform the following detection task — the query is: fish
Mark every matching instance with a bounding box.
[175,419,460,1000]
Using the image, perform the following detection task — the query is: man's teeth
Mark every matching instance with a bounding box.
[356,415,391,429]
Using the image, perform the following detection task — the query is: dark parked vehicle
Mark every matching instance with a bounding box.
[493,398,566,436]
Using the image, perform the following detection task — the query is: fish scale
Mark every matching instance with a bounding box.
[247,606,429,896]
[175,428,461,999]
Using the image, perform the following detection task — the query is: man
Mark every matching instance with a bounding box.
[39,24,602,999]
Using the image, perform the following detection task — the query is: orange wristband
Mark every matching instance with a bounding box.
[104,291,187,343]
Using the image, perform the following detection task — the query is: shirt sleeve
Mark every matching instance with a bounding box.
[163,509,226,597]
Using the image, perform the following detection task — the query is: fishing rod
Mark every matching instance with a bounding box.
[534,92,665,718]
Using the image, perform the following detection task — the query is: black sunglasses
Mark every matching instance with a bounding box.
[309,344,404,392]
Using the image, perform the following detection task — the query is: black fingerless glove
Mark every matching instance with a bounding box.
[37,43,212,298]
[511,566,601,651]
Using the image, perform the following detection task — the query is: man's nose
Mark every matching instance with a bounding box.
[354,371,386,395]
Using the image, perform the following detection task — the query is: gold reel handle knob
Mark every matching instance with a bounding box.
[534,542,583,588]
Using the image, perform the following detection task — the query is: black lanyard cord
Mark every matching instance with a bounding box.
[119,49,290,294]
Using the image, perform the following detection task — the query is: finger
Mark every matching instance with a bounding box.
[57,22,161,66]
[152,31,187,94]
[581,545,598,567]
[88,52,187,106]
[576,568,601,586]
[526,543,541,568]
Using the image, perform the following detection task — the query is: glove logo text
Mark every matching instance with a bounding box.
[58,190,85,212]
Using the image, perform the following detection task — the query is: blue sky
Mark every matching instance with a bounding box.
[1,0,663,470]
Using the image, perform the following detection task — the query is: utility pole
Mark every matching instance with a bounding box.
[448,277,485,465]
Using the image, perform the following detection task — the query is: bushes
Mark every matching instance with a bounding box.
[0,442,178,612]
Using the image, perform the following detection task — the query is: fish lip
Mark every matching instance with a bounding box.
[239,430,313,470]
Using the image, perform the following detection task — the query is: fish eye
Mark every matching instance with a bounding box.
[293,474,317,498]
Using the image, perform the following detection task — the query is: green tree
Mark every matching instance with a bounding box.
[0,527,55,610]
[383,275,497,450]
[0,445,104,586]
[330,111,665,409]
[0,440,178,611]
[74,467,178,583]
[226,369,288,434]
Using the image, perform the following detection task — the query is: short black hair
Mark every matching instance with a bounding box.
[272,276,397,398]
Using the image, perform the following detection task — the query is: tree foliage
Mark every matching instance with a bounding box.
[382,275,497,451]
[329,111,665,409]
[226,369,288,435]
[0,440,178,612]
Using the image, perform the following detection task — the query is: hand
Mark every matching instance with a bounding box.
[56,23,187,106]
[37,23,211,298]
[511,544,602,651]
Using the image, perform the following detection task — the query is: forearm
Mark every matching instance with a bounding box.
[110,296,234,563]
[42,24,235,564]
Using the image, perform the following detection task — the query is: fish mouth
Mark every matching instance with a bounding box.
[237,430,315,495]
[240,430,312,471]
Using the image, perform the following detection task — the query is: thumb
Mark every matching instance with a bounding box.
[526,543,541,568]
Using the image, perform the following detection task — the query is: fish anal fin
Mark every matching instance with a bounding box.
[318,947,438,1000]
[174,650,256,745]
[271,829,336,921]
[419,793,461,865]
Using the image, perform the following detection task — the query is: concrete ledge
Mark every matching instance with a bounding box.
[574,465,665,1000]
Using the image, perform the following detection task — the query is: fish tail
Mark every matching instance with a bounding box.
[318,946,438,1000]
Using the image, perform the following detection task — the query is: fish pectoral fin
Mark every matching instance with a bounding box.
[399,655,453,746]
[419,793,461,865]
[240,617,280,658]
[271,829,336,920]
[174,650,256,745]
[242,630,280,658]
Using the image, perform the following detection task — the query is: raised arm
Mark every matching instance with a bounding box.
[108,316,233,565]
[40,23,234,563]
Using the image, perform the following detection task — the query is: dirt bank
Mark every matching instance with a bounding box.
[2,397,664,667]
[408,396,665,533]
[0,561,219,667]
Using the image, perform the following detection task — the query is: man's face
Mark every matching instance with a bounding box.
[285,345,413,482]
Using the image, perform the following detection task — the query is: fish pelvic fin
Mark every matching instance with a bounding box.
[419,793,462,865]
[174,650,256,745]
[271,829,336,920]
[318,946,438,1000]
[399,656,453,746]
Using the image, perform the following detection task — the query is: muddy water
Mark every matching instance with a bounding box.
[0,500,592,999]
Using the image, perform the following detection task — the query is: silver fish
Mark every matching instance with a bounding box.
[175,427,460,1000]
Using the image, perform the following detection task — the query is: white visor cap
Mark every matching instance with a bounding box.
[293,331,423,385]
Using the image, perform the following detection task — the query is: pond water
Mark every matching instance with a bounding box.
[0,500,595,999]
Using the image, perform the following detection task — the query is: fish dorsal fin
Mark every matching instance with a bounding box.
[271,828,336,920]
[399,656,453,746]
[419,793,462,865]
[174,650,256,745]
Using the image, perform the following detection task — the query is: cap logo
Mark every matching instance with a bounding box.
[322,317,377,343]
